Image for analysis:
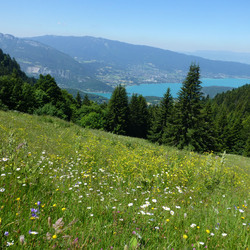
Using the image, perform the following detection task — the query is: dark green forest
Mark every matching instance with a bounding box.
[0,48,249,156]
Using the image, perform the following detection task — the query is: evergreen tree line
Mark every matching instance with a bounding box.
[0,49,249,156]
[104,64,249,156]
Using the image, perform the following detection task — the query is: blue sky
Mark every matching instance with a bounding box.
[1,0,250,52]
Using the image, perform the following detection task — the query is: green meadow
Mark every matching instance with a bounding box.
[0,110,249,249]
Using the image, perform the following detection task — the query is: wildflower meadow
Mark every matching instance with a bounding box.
[0,110,249,249]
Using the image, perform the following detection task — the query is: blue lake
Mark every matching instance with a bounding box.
[92,78,250,99]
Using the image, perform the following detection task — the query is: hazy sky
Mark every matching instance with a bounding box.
[1,0,250,52]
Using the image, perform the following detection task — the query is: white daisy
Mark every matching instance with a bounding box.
[162,206,170,211]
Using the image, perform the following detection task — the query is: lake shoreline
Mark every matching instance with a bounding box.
[88,78,250,99]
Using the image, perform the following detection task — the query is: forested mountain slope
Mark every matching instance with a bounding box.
[213,84,250,115]
[210,84,250,155]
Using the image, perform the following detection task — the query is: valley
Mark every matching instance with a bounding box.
[2,33,250,95]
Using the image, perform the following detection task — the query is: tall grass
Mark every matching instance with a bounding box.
[0,111,249,249]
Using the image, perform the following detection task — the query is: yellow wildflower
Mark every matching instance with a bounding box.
[183,234,188,239]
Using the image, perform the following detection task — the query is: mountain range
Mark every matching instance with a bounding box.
[185,50,250,65]
[1,33,250,93]
[0,33,112,92]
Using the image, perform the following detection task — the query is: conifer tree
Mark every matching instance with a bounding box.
[200,100,218,152]
[148,88,173,144]
[82,94,91,106]
[243,137,250,157]
[76,91,82,108]
[128,94,148,138]
[174,63,204,151]
[215,109,229,152]
[35,74,62,105]
[106,85,129,135]
[138,95,149,138]
[226,114,244,154]
[242,115,250,156]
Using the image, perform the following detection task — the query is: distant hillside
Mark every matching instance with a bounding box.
[30,35,250,86]
[64,88,108,104]
[185,50,250,65]
[201,86,234,98]
[0,33,112,92]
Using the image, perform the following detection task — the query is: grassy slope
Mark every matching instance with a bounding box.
[0,111,249,249]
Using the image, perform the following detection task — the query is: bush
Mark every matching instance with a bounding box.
[34,103,67,120]
[79,112,105,129]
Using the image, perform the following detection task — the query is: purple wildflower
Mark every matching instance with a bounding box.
[30,208,39,218]
[31,208,38,213]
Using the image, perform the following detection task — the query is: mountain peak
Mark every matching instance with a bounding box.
[0,33,16,40]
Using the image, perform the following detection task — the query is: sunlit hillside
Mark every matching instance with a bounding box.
[0,110,249,249]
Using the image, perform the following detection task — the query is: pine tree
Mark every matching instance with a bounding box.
[200,100,218,152]
[242,115,250,156]
[128,94,148,138]
[243,137,250,157]
[137,95,149,138]
[148,88,173,144]
[76,91,82,108]
[174,63,204,151]
[106,85,129,135]
[82,94,91,106]
[215,108,230,152]
[227,114,244,154]
[35,74,62,105]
